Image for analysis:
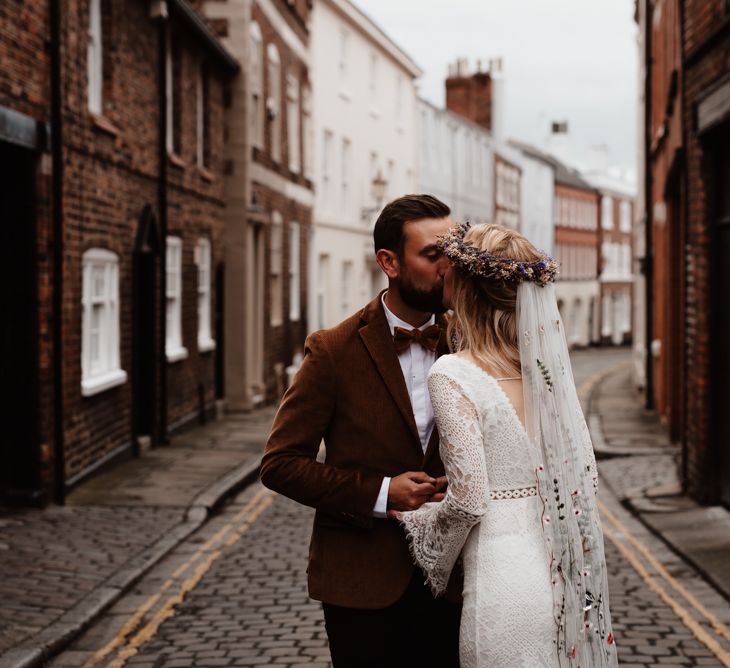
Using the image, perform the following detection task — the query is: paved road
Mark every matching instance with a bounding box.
[49,349,730,668]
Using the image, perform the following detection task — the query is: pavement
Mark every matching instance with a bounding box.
[587,360,730,606]
[0,408,277,668]
[1,349,730,668]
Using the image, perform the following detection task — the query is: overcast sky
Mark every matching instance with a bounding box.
[353,0,639,180]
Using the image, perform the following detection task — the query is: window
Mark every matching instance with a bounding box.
[369,53,379,115]
[341,261,353,314]
[317,253,329,330]
[287,71,300,173]
[289,222,300,321]
[267,43,281,162]
[396,74,403,127]
[601,195,614,230]
[270,212,283,326]
[165,30,182,154]
[196,62,210,168]
[619,200,632,232]
[87,0,103,114]
[338,29,349,94]
[196,238,215,352]
[250,22,264,148]
[81,249,126,395]
[322,130,333,212]
[302,84,313,178]
[166,236,187,361]
[341,137,351,214]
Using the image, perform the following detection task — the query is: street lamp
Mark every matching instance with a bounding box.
[360,170,388,223]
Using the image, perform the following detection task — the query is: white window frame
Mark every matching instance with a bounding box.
[322,130,333,213]
[601,195,614,230]
[338,28,349,98]
[287,71,301,174]
[250,22,264,149]
[81,249,127,396]
[196,238,215,352]
[166,236,188,362]
[341,260,353,315]
[267,43,281,163]
[302,84,313,179]
[289,222,300,322]
[270,211,284,326]
[341,138,351,214]
[87,0,103,115]
[619,200,632,233]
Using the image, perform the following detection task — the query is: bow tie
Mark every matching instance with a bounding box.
[393,324,442,355]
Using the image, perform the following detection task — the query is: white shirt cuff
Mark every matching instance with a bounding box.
[372,476,391,518]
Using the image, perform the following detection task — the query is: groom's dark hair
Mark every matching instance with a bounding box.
[373,194,451,257]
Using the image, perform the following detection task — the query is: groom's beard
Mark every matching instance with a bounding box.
[398,276,447,314]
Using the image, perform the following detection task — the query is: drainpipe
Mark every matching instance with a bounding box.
[152,0,169,443]
[644,0,655,410]
[50,0,65,504]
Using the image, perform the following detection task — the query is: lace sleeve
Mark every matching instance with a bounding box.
[397,372,488,595]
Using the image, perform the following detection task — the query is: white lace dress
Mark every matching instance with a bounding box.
[399,354,562,668]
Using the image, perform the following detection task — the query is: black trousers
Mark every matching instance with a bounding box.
[322,572,461,668]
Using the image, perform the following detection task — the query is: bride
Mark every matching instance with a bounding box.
[390,223,618,667]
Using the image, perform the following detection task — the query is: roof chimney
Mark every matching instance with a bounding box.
[445,57,494,132]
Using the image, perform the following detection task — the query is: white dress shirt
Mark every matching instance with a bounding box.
[372,293,437,517]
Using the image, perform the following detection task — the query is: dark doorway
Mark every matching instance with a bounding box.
[712,125,730,508]
[0,140,41,503]
[132,205,160,453]
[215,263,224,401]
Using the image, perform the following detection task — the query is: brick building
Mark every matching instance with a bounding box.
[0,0,237,504]
[552,164,601,348]
[638,0,730,506]
[205,0,313,408]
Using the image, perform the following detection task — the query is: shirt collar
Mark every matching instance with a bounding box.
[381,292,436,336]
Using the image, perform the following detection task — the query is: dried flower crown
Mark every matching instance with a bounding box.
[437,222,559,287]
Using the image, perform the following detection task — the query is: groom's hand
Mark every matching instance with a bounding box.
[387,471,439,511]
[428,475,448,503]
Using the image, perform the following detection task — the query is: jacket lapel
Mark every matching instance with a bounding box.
[359,294,421,450]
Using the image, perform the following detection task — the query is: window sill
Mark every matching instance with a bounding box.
[198,338,216,353]
[270,319,283,328]
[369,107,380,120]
[168,151,186,169]
[82,368,128,397]
[338,89,351,102]
[197,165,215,182]
[90,114,120,137]
[166,346,189,363]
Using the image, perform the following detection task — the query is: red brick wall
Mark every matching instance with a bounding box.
[0,3,56,490]
[445,72,492,132]
[681,0,730,502]
[58,0,229,481]
[252,0,312,403]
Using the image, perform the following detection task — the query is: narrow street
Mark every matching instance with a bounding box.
[44,349,730,668]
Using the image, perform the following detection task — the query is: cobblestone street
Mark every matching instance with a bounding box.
[6,349,730,668]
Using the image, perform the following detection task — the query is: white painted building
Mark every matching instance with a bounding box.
[416,98,493,224]
[309,0,421,331]
[509,140,556,255]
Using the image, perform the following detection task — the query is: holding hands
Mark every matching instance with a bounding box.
[386,472,447,519]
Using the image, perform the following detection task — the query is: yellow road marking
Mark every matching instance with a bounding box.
[602,519,730,666]
[599,500,730,645]
[82,487,273,668]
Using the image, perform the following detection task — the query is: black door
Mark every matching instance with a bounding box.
[0,141,41,502]
[215,263,224,401]
[132,206,160,452]
[713,127,730,508]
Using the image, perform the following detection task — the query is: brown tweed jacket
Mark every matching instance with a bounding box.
[260,292,453,609]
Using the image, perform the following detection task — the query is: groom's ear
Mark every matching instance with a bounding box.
[375,249,400,279]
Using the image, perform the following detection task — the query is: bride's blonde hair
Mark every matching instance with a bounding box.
[447,223,545,377]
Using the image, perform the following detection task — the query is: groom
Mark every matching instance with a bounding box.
[261,194,460,667]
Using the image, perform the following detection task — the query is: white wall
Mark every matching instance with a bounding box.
[518,155,555,255]
[309,0,420,331]
[416,99,493,224]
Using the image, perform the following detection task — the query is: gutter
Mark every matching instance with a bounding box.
[644,0,655,410]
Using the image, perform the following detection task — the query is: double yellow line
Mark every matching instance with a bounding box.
[82,487,274,668]
[599,500,730,665]
[576,367,730,664]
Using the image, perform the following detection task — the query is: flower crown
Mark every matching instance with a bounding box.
[436,223,559,287]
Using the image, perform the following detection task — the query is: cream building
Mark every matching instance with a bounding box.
[308,0,421,331]
[416,98,493,225]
